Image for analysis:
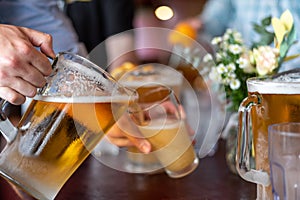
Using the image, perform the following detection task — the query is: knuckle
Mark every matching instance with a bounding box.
[44,33,53,43]
[0,70,8,81]
[29,74,46,88]
[15,81,36,98]
[3,92,25,105]
[18,43,32,56]
[2,56,21,70]
[9,95,23,105]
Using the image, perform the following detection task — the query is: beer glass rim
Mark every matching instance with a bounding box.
[246,70,300,94]
[119,63,183,86]
[269,122,300,138]
[128,86,175,113]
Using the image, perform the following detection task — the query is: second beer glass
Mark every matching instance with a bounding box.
[129,86,199,178]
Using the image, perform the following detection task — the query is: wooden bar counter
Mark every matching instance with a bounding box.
[0,140,256,200]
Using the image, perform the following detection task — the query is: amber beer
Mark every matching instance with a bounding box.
[118,65,183,171]
[237,73,300,200]
[137,118,197,177]
[0,96,128,200]
[122,84,168,171]
[129,87,199,178]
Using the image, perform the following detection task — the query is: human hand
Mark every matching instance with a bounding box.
[0,25,55,105]
[106,102,195,153]
[106,114,152,154]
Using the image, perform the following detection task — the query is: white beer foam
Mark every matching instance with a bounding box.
[121,80,179,88]
[247,71,300,94]
[247,81,300,94]
[34,95,131,103]
[119,65,183,88]
[60,59,115,93]
[140,118,181,130]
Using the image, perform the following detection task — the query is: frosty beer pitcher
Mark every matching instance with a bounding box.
[236,69,300,200]
[0,52,136,200]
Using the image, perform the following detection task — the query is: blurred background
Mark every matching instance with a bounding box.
[131,0,207,63]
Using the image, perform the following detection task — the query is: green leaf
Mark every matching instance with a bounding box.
[261,16,272,26]
[253,24,268,34]
[252,20,275,48]
[286,25,297,46]
[278,25,298,68]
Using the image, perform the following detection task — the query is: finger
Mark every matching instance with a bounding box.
[125,135,151,154]
[107,136,134,148]
[161,101,177,114]
[20,27,55,59]
[108,120,152,154]
[0,87,26,105]
[28,47,53,77]
[0,76,37,98]
[117,115,152,153]
[18,64,47,88]
[0,51,47,88]
[178,105,186,119]
[19,27,54,76]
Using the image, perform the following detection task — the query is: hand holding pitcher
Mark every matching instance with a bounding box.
[0,52,136,200]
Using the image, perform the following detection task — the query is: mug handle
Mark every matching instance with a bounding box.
[236,93,270,186]
[0,99,18,143]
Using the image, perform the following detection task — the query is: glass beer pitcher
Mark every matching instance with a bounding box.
[0,52,136,200]
[236,69,300,200]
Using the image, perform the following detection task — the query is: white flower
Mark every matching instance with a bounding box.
[223,76,231,85]
[203,54,213,62]
[224,29,233,40]
[227,63,236,72]
[229,44,242,55]
[237,57,249,69]
[235,51,256,74]
[223,33,230,41]
[233,32,243,43]
[220,41,229,50]
[225,29,233,34]
[217,63,227,74]
[211,37,222,45]
[230,79,241,90]
[228,71,237,79]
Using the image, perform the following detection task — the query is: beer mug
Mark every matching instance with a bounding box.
[128,86,199,178]
[0,52,136,200]
[120,64,183,173]
[236,69,300,200]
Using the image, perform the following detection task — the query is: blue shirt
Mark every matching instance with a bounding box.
[0,0,86,55]
[200,0,300,71]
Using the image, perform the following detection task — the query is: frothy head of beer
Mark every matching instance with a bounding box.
[119,63,183,88]
[247,69,300,94]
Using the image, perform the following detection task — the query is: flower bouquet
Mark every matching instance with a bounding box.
[201,10,299,173]
[203,10,298,112]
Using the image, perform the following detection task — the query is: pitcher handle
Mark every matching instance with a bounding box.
[236,94,270,186]
[0,99,18,143]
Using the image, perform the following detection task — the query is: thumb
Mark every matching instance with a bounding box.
[127,135,152,154]
[117,114,152,154]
